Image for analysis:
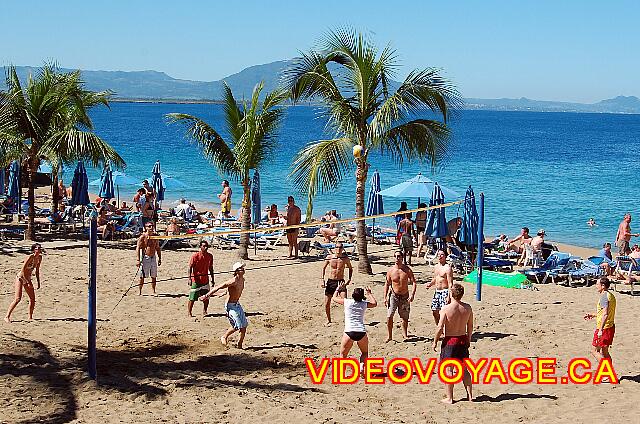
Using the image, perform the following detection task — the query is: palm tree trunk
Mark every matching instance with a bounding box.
[26,167,36,241]
[51,172,59,215]
[355,162,372,274]
[238,179,251,260]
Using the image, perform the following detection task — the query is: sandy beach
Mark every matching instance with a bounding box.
[1,232,638,424]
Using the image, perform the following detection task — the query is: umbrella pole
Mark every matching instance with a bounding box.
[254,223,257,255]
[476,193,485,301]
[117,186,120,207]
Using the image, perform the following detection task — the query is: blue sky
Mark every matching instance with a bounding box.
[1,0,637,102]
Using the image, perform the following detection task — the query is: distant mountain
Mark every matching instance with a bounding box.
[2,63,639,114]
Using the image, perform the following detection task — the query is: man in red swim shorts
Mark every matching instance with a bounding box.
[432,283,473,404]
[584,277,616,364]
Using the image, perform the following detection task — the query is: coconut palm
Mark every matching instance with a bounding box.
[0,64,125,240]
[166,82,287,259]
[283,29,462,274]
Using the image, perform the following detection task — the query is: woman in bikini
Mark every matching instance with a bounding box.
[5,243,43,323]
[332,284,378,371]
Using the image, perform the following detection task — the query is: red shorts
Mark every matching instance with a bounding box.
[592,326,615,347]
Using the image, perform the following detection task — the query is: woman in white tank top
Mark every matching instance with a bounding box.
[332,284,378,367]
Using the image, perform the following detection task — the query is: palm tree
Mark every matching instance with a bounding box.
[284,29,462,274]
[166,82,287,259]
[0,64,125,240]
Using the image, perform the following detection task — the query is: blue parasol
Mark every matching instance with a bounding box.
[459,186,480,247]
[378,173,460,202]
[8,161,20,212]
[151,160,165,202]
[71,161,90,206]
[97,163,115,200]
[425,183,448,239]
[251,170,261,225]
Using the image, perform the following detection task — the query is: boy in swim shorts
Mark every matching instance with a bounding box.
[427,250,453,325]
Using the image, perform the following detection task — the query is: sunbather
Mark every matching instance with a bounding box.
[319,210,341,242]
[597,242,615,275]
[630,244,640,259]
[508,227,532,253]
[97,207,115,240]
[165,217,182,236]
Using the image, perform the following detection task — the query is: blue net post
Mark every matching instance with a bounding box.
[88,217,97,380]
[476,193,485,301]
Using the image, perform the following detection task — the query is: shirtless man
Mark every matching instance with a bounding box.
[427,250,453,325]
[615,213,639,256]
[218,180,232,218]
[398,213,415,265]
[384,251,417,342]
[285,196,302,258]
[432,283,474,404]
[508,227,532,253]
[530,229,545,252]
[321,242,353,325]
[199,262,248,349]
[136,222,161,295]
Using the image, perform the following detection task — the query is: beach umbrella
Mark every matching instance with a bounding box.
[97,163,115,200]
[425,183,448,240]
[71,161,90,206]
[251,170,261,225]
[0,166,5,196]
[90,170,139,205]
[378,172,460,205]
[160,173,188,189]
[366,170,384,233]
[151,160,165,203]
[459,186,480,248]
[8,161,20,212]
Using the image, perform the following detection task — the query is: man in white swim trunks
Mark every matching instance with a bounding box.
[426,250,453,325]
[136,222,161,295]
[200,262,248,349]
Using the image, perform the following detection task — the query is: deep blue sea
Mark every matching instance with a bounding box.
[79,103,640,249]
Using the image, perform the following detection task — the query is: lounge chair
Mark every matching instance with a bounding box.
[612,256,640,293]
[114,212,143,238]
[447,243,514,274]
[36,208,75,234]
[519,252,572,284]
[563,258,603,287]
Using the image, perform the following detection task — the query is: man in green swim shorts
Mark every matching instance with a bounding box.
[188,240,214,317]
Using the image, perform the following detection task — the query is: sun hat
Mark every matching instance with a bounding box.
[232,262,246,272]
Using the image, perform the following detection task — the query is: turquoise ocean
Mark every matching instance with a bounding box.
[80,103,640,249]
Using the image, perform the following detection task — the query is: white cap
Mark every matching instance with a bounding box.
[232,262,246,272]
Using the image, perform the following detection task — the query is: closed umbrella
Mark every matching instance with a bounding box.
[459,186,479,248]
[90,170,139,206]
[8,161,20,212]
[71,161,90,206]
[0,166,5,196]
[251,170,261,225]
[98,163,115,200]
[425,183,448,244]
[151,161,165,204]
[366,170,384,235]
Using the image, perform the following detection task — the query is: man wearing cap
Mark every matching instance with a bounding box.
[531,229,546,253]
[187,240,214,317]
[199,262,248,348]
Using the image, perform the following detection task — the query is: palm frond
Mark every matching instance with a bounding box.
[166,113,239,177]
[377,119,452,168]
[222,82,244,143]
[289,137,354,198]
[42,128,125,168]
